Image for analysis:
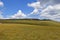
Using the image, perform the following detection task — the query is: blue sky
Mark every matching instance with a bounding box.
[1,0,36,17]
[0,0,60,21]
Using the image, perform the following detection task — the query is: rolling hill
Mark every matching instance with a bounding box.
[0,19,60,40]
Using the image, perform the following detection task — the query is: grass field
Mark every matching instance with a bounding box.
[0,20,60,40]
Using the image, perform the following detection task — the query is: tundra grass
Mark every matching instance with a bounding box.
[0,20,60,40]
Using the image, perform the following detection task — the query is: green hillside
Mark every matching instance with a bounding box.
[0,20,60,40]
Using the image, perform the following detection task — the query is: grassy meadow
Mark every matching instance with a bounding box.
[0,19,60,40]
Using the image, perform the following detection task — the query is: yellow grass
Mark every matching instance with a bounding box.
[0,20,60,40]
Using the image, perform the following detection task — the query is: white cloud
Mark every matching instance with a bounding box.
[30,9,39,14]
[27,1,60,21]
[28,2,41,9]
[0,1,4,19]
[0,1,4,7]
[53,4,60,10]
[40,4,60,21]
[28,2,41,15]
[37,0,60,21]
[0,0,59,22]
[10,10,26,19]
[41,5,53,13]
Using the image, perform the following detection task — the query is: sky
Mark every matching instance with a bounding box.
[0,0,60,21]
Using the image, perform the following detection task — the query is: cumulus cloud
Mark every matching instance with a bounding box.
[0,1,4,7]
[53,4,60,10]
[40,4,60,21]
[41,5,53,13]
[30,9,39,14]
[27,0,60,21]
[40,6,54,19]
[0,0,59,22]
[28,2,41,9]
[28,2,41,15]
[10,10,26,19]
